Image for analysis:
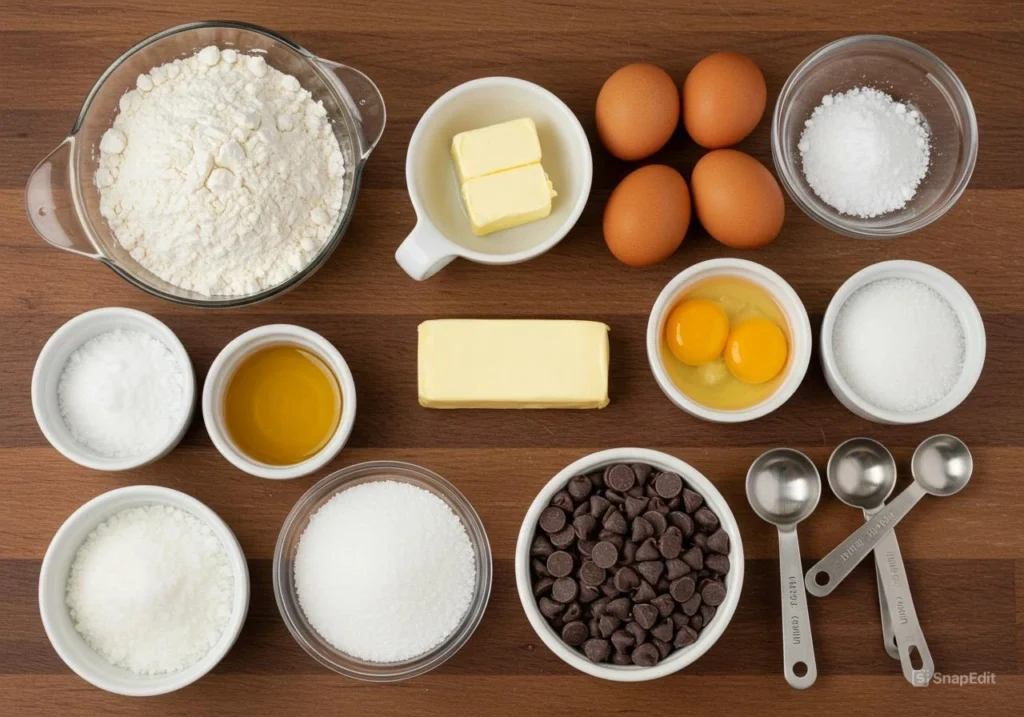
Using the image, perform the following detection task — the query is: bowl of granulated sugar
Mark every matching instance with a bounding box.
[772,35,977,239]
[273,461,492,681]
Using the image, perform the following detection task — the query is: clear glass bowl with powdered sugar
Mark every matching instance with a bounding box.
[25,21,385,307]
[273,461,493,681]
[772,35,977,239]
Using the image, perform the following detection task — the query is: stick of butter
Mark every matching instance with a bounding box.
[451,118,542,183]
[418,320,610,409]
[461,163,556,236]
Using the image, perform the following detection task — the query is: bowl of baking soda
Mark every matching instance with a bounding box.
[273,461,492,681]
[772,35,977,238]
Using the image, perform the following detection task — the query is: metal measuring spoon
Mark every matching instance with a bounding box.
[806,435,973,597]
[747,448,821,689]
[827,438,934,686]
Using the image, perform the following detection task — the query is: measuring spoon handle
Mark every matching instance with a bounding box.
[876,530,935,686]
[806,482,927,597]
[778,526,816,689]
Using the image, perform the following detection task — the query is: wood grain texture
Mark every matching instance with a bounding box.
[2,1,1022,714]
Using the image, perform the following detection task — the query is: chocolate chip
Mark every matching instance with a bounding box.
[651,618,674,643]
[532,558,549,577]
[700,604,717,625]
[658,527,683,559]
[706,553,731,575]
[692,532,709,550]
[605,464,636,492]
[573,501,590,518]
[568,475,593,501]
[546,550,574,578]
[673,624,699,648]
[588,617,600,636]
[539,596,563,618]
[655,472,683,499]
[637,560,664,585]
[694,506,719,531]
[583,638,611,663]
[626,484,645,499]
[652,593,676,617]
[707,528,730,555]
[669,576,696,602]
[579,559,606,587]
[549,524,576,549]
[625,620,647,645]
[631,516,654,542]
[573,514,597,540]
[562,620,588,646]
[642,510,668,536]
[682,546,704,571]
[579,584,600,603]
[589,470,605,489]
[578,539,595,557]
[590,596,611,617]
[633,579,656,605]
[633,603,658,630]
[635,537,660,561]
[666,558,690,580]
[625,496,649,521]
[621,539,638,565]
[632,642,659,666]
[689,615,703,630]
[539,506,567,533]
[600,580,621,598]
[602,508,628,535]
[647,496,669,515]
[552,577,578,603]
[563,602,582,622]
[604,489,625,505]
[614,566,640,592]
[682,488,704,514]
[611,628,634,652]
[667,511,694,537]
[592,541,619,569]
[533,577,554,597]
[612,650,633,666]
[598,614,622,638]
[681,592,702,616]
[606,597,632,620]
[670,612,688,629]
[597,531,624,550]
[652,637,671,659]
[530,534,554,557]
[701,580,727,606]
[667,496,681,511]
[589,495,611,518]
[631,463,653,486]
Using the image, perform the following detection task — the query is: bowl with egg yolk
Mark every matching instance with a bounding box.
[646,259,811,423]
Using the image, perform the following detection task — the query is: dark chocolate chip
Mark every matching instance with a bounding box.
[591,541,619,569]
[669,576,696,603]
[694,506,719,532]
[648,496,669,515]
[605,464,636,492]
[561,620,588,646]
[631,463,653,486]
[597,531,624,550]
[681,592,703,616]
[625,495,650,521]
[670,612,688,629]
[652,593,676,618]
[655,472,683,499]
[532,558,550,577]
[701,580,727,607]
[583,638,611,663]
[568,475,593,501]
[682,488,703,514]
[706,553,731,575]
[590,596,611,617]
[578,584,600,603]
[631,516,654,542]
[689,614,704,630]
[667,511,695,537]
[635,537,660,561]
[573,501,591,518]
[578,539,596,557]
[600,580,621,598]
[552,577,578,603]
[598,614,622,638]
[611,650,633,666]
[602,508,628,535]
[533,577,554,597]
[658,527,683,559]
[636,560,664,585]
[673,625,699,648]
[606,597,632,620]
[588,617,600,637]
[549,525,576,550]
[632,642,659,666]
[572,514,597,540]
[579,559,606,587]
[530,534,554,557]
[642,510,668,536]
[563,602,582,622]
[589,470,605,489]
[633,603,659,630]
[604,489,625,505]
[692,532,709,550]
[700,604,717,625]
[682,546,704,571]
[707,528,730,555]
[626,485,645,499]
[625,621,648,645]
[610,628,634,652]
[621,540,638,565]
[539,506,567,534]
[652,637,671,660]
[538,596,563,618]
[633,579,656,604]
[666,558,690,580]
[651,618,675,643]
[667,496,681,510]
[546,550,574,578]
[614,566,640,592]
[589,495,611,518]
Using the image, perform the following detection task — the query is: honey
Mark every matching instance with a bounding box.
[223,344,341,465]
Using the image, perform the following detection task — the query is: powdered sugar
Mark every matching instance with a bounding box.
[96,47,346,296]
[798,87,930,218]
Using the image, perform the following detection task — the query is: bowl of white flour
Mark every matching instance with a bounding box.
[25,22,385,306]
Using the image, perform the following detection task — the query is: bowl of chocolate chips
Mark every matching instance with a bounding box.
[515,448,744,681]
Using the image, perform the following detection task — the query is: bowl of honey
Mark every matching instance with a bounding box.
[202,325,357,479]
[646,259,811,423]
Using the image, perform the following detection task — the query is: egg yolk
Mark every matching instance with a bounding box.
[665,299,730,366]
[725,318,788,384]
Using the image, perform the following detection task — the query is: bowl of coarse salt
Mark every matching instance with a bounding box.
[39,485,250,696]
[772,35,978,239]
[821,260,986,424]
[32,307,195,471]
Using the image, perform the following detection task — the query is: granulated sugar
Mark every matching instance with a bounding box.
[798,87,930,218]
[294,480,476,663]
[832,278,964,413]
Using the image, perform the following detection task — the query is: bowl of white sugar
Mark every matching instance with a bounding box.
[273,461,492,681]
[772,35,977,239]
[39,485,250,695]
[821,260,986,424]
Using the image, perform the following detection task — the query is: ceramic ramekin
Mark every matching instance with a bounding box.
[396,77,593,280]
[647,259,812,423]
[202,324,357,479]
[820,260,985,424]
[39,485,250,696]
[516,448,744,682]
[31,307,196,471]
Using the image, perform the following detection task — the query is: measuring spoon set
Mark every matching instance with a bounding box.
[745,434,973,689]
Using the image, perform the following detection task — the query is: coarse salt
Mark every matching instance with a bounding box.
[799,87,930,218]
[294,480,477,663]
[832,278,964,413]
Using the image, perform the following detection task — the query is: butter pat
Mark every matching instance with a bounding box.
[461,163,556,236]
[418,320,610,409]
[451,118,542,182]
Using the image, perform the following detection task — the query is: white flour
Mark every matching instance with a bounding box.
[97,47,346,296]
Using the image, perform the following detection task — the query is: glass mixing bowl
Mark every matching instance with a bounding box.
[25,21,385,307]
[273,461,493,681]
[772,35,977,239]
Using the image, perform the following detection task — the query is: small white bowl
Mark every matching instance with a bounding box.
[821,260,985,424]
[39,485,250,696]
[202,324,357,479]
[515,448,744,682]
[647,259,812,423]
[31,307,196,471]
[396,77,593,280]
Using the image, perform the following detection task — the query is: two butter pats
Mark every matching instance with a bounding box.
[451,118,557,236]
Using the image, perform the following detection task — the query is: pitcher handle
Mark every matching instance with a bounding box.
[395,221,457,281]
[315,59,386,160]
[25,136,101,259]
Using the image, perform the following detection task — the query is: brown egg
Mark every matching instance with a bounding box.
[603,165,691,266]
[690,150,784,249]
[683,53,766,149]
[596,64,680,161]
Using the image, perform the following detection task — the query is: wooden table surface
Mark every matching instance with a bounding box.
[3,0,1022,714]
